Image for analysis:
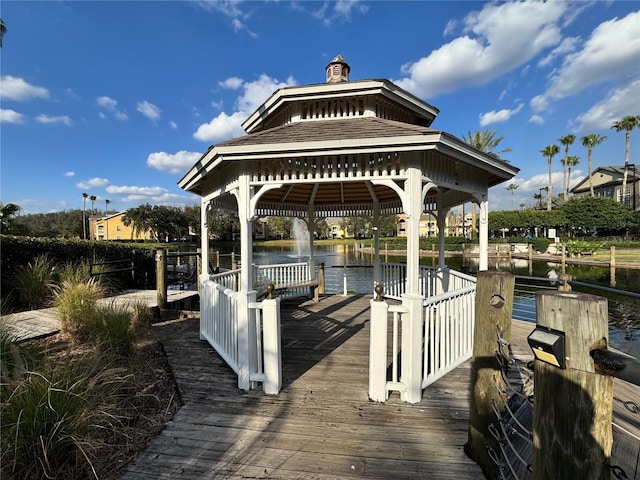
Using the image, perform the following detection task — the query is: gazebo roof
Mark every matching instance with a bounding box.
[178,59,518,217]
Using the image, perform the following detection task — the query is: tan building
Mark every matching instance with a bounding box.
[571,165,640,210]
[397,211,473,238]
[89,211,152,241]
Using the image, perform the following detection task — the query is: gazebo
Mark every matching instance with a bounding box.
[179,56,519,402]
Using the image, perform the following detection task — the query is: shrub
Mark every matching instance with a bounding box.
[93,302,136,359]
[53,279,104,339]
[11,255,55,309]
[56,258,116,295]
[1,369,95,479]
[528,237,552,253]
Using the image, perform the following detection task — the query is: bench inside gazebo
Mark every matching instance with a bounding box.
[178,56,518,403]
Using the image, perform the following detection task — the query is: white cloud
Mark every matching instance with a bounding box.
[193,111,247,142]
[479,104,523,126]
[106,185,168,196]
[529,114,544,125]
[96,96,118,110]
[197,0,257,37]
[147,150,202,174]
[65,88,81,100]
[237,74,297,113]
[533,11,640,111]
[194,74,297,142]
[219,77,244,89]
[572,79,640,132]
[0,108,25,124]
[35,114,72,126]
[537,36,580,68]
[169,121,178,129]
[294,0,368,26]
[396,1,567,98]
[113,111,128,121]
[136,100,161,120]
[0,75,49,101]
[76,177,110,189]
[64,171,75,177]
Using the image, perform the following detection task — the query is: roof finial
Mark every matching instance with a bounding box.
[326,54,350,83]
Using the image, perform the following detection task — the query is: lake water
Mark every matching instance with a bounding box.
[251,244,640,358]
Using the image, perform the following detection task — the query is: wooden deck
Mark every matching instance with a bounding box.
[121,294,485,479]
[2,289,198,342]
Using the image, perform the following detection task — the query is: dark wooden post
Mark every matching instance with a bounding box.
[318,263,325,294]
[533,291,613,480]
[466,271,515,479]
[610,245,616,288]
[156,248,167,309]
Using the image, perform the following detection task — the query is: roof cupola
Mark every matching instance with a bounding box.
[325,54,350,83]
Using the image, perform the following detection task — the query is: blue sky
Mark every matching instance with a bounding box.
[1,1,639,215]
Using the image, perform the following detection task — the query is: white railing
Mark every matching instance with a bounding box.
[422,285,476,388]
[369,267,477,402]
[200,278,240,374]
[254,262,313,299]
[209,269,240,291]
[380,264,476,300]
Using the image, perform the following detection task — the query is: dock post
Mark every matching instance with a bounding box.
[262,289,282,395]
[318,263,325,294]
[466,270,514,479]
[156,248,167,310]
[369,285,389,402]
[610,245,616,288]
[532,291,613,480]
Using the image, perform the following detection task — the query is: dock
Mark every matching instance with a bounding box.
[121,294,640,479]
[1,289,198,342]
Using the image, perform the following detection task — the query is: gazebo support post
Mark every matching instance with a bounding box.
[478,197,488,271]
[199,199,211,341]
[401,166,424,403]
[437,207,448,269]
[306,209,315,281]
[236,173,258,391]
[372,198,381,294]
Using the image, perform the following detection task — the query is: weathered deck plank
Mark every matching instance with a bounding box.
[121,295,485,479]
[120,294,639,480]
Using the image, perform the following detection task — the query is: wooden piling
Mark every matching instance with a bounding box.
[466,271,515,479]
[156,248,167,309]
[318,263,325,294]
[532,291,613,480]
[610,245,616,288]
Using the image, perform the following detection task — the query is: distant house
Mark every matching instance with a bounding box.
[571,165,640,211]
[397,211,473,238]
[325,218,349,239]
[89,210,152,241]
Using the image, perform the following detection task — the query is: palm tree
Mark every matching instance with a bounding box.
[541,144,559,210]
[461,128,512,238]
[581,134,607,197]
[505,183,518,210]
[0,202,20,233]
[565,155,580,196]
[82,192,88,240]
[611,115,640,206]
[533,192,543,209]
[558,134,576,200]
[90,195,97,214]
[461,128,513,159]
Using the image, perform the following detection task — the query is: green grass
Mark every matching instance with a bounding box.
[53,278,104,339]
[11,255,55,309]
[93,302,137,359]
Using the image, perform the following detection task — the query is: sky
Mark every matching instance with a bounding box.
[1,0,639,216]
